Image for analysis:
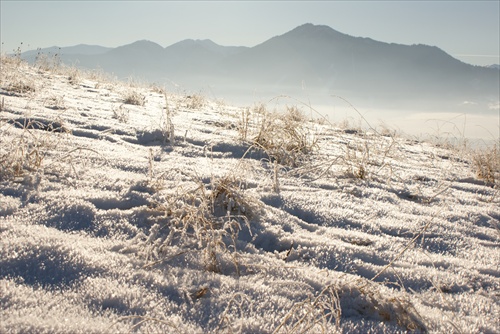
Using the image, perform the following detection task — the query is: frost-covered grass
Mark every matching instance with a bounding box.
[1,55,499,333]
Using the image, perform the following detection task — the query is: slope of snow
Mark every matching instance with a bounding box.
[1,57,499,333]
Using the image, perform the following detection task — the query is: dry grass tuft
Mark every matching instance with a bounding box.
[274,284,342,334]
[0,118,68,180]
[354,283,427,332]
[45,95,67,111]
[145,170,255,275]
[184,93,205,110]
[252,105,318,167]
[67,68,80,85]
[34,52,61,72]
[123,90,146,106]
[112,104,129,123]
[4,80,36,95]
[473,144,499,186]
[160,92,175,145]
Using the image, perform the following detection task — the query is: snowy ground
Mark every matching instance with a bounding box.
[1,57,499,333]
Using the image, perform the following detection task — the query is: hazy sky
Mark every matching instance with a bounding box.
[1,1,499,66]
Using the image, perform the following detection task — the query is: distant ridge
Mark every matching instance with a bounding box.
[20,23,499,110]
[21,44,111,58]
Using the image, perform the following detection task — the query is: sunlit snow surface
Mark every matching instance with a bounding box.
[1,59,499,333]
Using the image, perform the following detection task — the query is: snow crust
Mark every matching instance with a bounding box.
[1,58,499,333]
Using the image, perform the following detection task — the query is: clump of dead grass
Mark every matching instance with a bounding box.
[45,95,67,111]
[0,118,69,180]
[472,144,499,186]
[184,93,205,110]
[274,284,342,334]
[34,51,61,73]
[145,170,256,275]
[341,131,399,181]
[112,104,129,123]
[1,55,36,96]
[123,90,145,106]
[4,80,36,95]
[354,283,427,332]
[251,104,318,168]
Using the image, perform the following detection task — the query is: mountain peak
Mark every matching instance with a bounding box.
[126,39,157,45]
[170,39,217,47]
[279,22,348,42]
[165,38,246,58]
[294,23,335,32]
[107,39,164,58]
[293,23,343,34]
[114,39,163,51]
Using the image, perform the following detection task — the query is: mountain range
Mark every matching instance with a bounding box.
[21,23,500,110]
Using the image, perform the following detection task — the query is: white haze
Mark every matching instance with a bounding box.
[198,84,499,146]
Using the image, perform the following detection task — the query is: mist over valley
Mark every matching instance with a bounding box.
[21,23,499,141]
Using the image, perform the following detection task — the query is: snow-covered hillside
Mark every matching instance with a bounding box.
[1,56,499,333]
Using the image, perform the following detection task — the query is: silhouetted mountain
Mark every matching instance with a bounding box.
[20,44,111,67]
[166,39,246,58]
[221,24,498,103]
[107,40,164,60]
[20,23,499,110]
[162,39,245,76]
[93,40,165,79]
[22,44,111,58]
